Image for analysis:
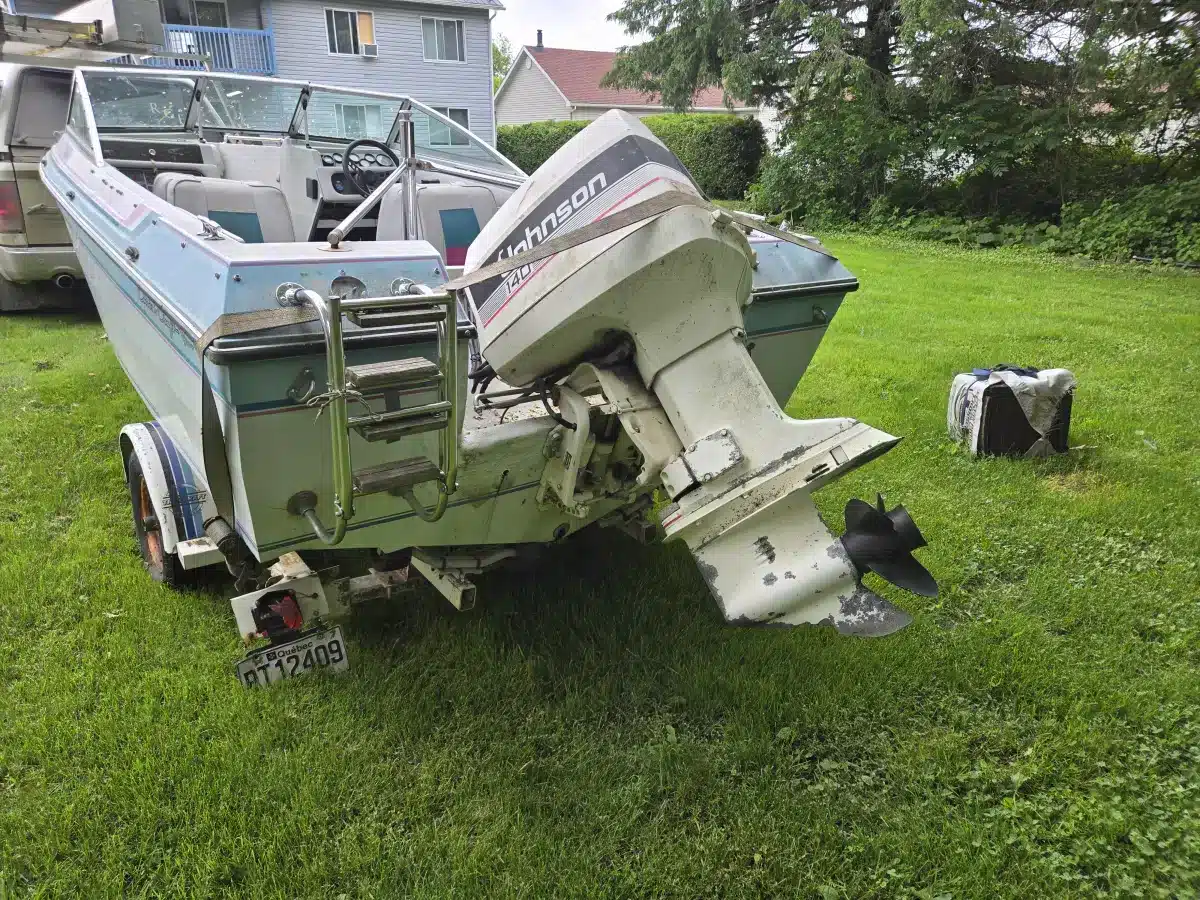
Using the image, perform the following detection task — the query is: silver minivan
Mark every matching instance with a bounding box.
[0,65,87,310]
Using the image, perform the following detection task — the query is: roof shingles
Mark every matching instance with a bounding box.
[526,46,737,110]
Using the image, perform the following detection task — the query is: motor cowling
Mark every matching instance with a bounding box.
[464,111,750,388]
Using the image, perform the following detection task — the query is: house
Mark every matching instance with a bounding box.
[5,0,502,143]
[495,31,761,127]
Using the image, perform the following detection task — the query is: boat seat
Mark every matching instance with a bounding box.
[377,183,499,264]
[153,173,295,243]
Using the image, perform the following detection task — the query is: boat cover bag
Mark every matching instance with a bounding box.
[948,365,1075,457]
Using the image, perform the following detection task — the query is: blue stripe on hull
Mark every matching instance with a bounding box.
[149,420,203,540]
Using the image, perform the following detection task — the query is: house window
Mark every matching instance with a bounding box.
[159,0,228,27]
[429,107,469,146]
[325,9,374,55]
[422,18,464,62]
[335,102,382,137]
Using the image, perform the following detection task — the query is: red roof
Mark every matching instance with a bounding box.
[524,46,738,110]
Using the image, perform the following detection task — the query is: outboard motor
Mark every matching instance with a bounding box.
[462,111,934,635]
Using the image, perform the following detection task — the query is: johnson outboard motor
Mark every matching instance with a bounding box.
[460,111,935,635]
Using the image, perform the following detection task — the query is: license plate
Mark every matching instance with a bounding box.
[236,626,349,688]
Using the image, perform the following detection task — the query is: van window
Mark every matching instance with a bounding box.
[11,69,72,147]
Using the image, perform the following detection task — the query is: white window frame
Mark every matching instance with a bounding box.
[325,7,373,56]
[429,107,470,147]
[334,102,382,137]
[421,17,465,64]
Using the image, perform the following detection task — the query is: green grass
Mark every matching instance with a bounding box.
[1,236,1198,898]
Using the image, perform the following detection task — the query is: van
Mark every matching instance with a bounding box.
[0,65,87,310]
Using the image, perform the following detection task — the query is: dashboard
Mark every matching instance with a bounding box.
[320,150,396,195]
[318,150,396,169]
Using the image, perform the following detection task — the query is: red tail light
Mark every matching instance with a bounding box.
[268,593,304,631]
[0,182,25,234]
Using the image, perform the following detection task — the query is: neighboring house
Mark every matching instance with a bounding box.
[5,0,502,143]
[495,31,761,127]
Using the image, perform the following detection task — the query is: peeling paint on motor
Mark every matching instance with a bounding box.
[827,540,852,564]
[832,586,913,637]
[753,535,776,563]
[694,557,725,609]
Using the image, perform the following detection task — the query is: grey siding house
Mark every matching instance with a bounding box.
[7,0,501,143]
[495,34,761,130]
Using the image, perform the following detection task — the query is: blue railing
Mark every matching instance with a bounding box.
[137,24,276,76]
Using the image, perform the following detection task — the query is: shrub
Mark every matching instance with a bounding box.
[497,114,767,200]
[496,120,588,176]
[749,118,1195,228]
[1061,178,1200,264]
[639,113,766,200]
[860,212,1067,252]
[823,178,1200,265]
[927,143,1182,222]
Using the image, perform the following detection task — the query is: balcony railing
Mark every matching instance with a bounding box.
[135,24,277,76]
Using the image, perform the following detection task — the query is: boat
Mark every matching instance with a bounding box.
[42,67,936,685]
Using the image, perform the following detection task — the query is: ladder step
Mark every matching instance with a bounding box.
[353,456,442,496]
[347,400,451,431]
[345,357,441,392]
[352,308,447,328]
[356,412,448,442]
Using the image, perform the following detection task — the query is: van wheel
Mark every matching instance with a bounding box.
[127,454,189,588]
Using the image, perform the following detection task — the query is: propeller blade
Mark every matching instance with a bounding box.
[844,497,887,533]
[867,555,939,598]
[884,503,928,551]
[841,496,938,598]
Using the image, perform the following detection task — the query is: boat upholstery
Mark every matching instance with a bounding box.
[153,174,296,243]
[378,183,500,264]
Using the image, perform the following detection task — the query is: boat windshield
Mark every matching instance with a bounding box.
[85,72,196,131]
[75,70,523,179]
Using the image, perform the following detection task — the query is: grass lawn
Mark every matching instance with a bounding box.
[1,236,1198,898]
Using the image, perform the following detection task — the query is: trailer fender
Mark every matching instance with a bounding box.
[119,422,215,557]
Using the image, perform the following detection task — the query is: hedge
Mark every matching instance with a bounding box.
[496,114,766,200]
[496,121,589,177]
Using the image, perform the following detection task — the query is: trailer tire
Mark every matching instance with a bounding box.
[127,454,190,588]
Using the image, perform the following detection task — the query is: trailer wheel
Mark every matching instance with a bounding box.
[127,454,189,588]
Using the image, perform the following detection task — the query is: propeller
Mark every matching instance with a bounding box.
[841,494,938,597]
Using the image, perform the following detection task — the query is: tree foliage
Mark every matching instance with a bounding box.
[604,0,1199,224]
[492,34,514,92]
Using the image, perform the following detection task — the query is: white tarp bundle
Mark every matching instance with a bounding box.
[948,366,1076,457]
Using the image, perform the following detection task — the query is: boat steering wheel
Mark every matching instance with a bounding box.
[342,138,401,196]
